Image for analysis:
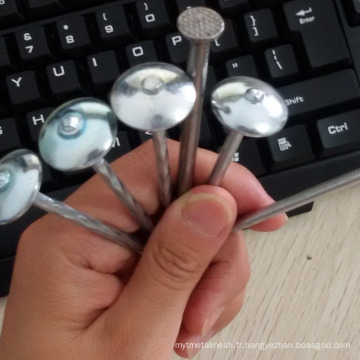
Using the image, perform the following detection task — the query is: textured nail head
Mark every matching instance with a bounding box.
[177,7,225,41]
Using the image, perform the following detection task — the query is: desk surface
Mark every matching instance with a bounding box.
[1,186,359,359]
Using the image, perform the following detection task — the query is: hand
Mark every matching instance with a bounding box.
[0,140,286,359]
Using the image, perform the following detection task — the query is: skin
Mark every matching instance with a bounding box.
[0,140,287,359]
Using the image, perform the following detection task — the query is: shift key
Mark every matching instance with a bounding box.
[278,70,360,119]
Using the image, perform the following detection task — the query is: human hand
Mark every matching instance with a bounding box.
[0,140,286,359]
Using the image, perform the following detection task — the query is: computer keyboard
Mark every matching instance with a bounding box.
[1,0,360,296]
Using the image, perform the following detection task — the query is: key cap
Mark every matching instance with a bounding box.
[244,9,278,48]
[284,0,351,70]
[87,51,121,94]
[216,0,250,15]
[0,37,15,76]
[225,55,259,78]
[95,4,133,47]
[136,0,171,36]
[0,0,24,30]
[265,125,315,171]
[26,108,54,144]
[316,110,360,157]
[232,139,266,176]
[175,0,206,13]
[265,44,299,80]
[15,27,53,66]
[138,130,153,144]
[26,0,64,19]
[105,132,132,163]
[6,71,44,109]
[0,118,21,154]
[61,0,104,10]
[344,0,360,26]
[126,40,158,67]
[199,114,216,150]
[166,32,189,66]
[56,16,92,57]
[278,70,360,119]
[210,20,239,59]
[46,60,84,101]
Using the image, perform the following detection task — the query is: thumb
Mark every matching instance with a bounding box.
[104,185,237,355]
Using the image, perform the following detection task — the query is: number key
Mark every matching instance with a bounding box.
[56,16,92,56]
[95,4,133,47]
[15,27,53,66]
[136,0,172,36]
[0,0,24,30]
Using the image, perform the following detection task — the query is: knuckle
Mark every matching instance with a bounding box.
[150,240,204,290]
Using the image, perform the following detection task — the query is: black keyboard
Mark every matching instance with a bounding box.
[1,0,360,296]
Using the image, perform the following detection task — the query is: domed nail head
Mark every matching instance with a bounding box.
[39,98,153,232]
[209,77,288,186]
[0,149,144,253]
[0,150,42,224]
[111,62,196,207]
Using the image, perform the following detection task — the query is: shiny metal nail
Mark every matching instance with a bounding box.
[208,77,288,186]
[234,167,360,230]
[0,149,143,253]
[110,62,196,207]
[39,98,153,232]
[177,7,225,196]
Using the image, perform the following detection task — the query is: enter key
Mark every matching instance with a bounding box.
[283,0,351,70]
[316,109,360,157]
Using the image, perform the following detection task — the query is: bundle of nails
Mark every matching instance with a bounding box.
[1,8,360,254]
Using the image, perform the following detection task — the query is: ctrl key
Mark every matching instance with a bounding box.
[0,118,21,154]
[317,109,360,157]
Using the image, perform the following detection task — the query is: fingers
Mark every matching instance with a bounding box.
[99,185,237,357]
[181,231,249,336]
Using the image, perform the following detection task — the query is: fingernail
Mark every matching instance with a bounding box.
[201,306,224,336]
[182,194,233,238]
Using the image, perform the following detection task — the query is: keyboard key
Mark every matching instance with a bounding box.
[46,60,84,100]
[211,20,239,59]
[95,4,133,47]
[232,139,266,176]
[15,27,53,66]
[136,0,172,36]
[0,0,24,29]
[216,0,250,15]
[278,70,360,119]
[105,132,132,163]
[61,0,104,10]
[244,9,278,47]
[316,110,360,157]
[0,37,15,76]
[6,71,44,109]
[126,40,158,67]
[56,16,92,57]
[87,51,121,93]
[266,125,315,171]
[0,118,21,154]
[199,114,216,150]
[265,44,299,80]
[344,0,360,26]
[225,55,259,78]
[166,32,189,65]
[26,108,54,144]
[26,0,64,19]
[175,0,206,13]
[284,0,351,70]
